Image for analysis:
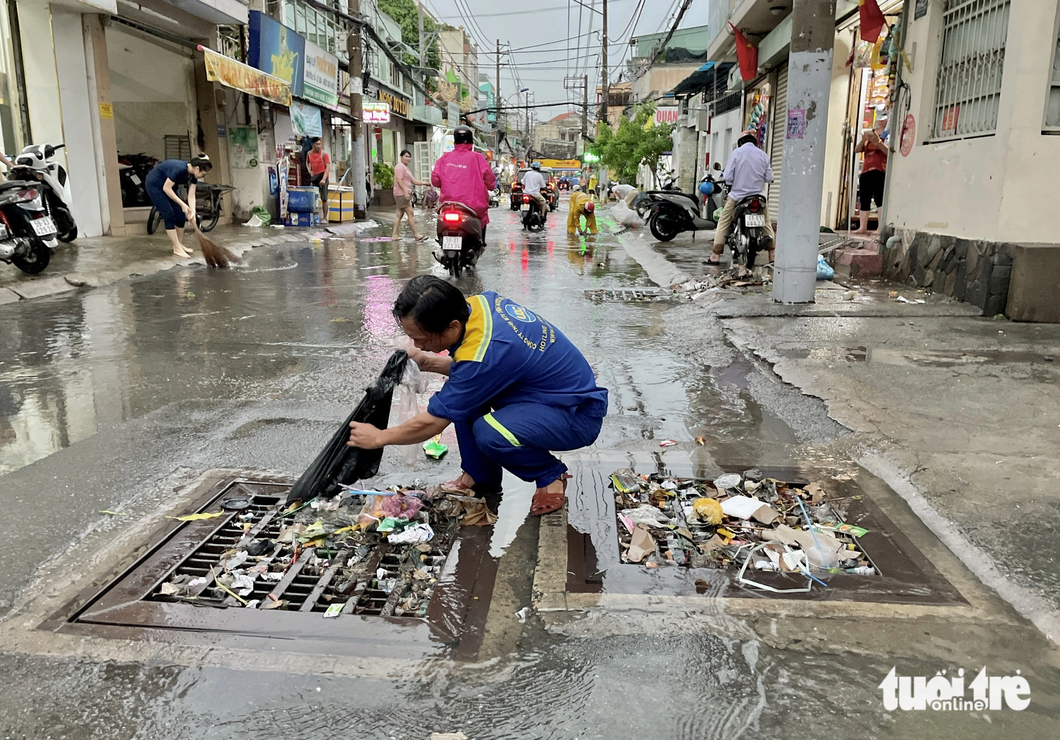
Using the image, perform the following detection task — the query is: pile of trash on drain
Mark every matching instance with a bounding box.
[672,267,770,302]
[157,482,497,616]
[611,469,878,588]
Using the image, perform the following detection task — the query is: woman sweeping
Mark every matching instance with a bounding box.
[145,154,212,258]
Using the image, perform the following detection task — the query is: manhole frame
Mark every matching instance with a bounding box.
[42,474,499,658]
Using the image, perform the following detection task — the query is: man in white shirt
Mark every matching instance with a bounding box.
[709,130,776,264]
[522,162,548,214]
[608,183,640,207]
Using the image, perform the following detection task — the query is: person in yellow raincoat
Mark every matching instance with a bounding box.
[567,191,598,235]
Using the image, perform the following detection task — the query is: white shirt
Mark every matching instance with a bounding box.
[723,142,774,200]
[522,170,546,195]
[611,184,636,199]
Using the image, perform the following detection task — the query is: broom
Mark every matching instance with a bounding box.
[191,221,241,268]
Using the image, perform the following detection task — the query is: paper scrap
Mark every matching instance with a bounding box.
[323,603,343,618]
[720,495,765,520]
[167,511,225,521]
[387,522,435,544]
[626,525,655,563]
[751,504,782,525]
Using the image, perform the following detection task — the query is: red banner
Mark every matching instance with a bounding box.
[859,0,886,42]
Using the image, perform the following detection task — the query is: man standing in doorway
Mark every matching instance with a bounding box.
[708,130,776,265]
[854,118,888,235]
[307,137,331,221]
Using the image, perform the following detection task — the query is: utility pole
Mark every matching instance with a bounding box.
[773,0,837,303]
[348,0,367,220]
[418,2,425,66]
[582,74,588,140]
[600,0,608,126]
[525,90,530,151]
[495,39,501,139]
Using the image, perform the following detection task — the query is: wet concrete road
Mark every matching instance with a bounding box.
[0,205,1058,738]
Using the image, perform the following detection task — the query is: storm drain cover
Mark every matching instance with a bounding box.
[49,476,499,654]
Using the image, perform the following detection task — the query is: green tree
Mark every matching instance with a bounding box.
[590,103,673,184]
[378,0,441,71]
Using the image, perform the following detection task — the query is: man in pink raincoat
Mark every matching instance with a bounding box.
[431,125,497,242]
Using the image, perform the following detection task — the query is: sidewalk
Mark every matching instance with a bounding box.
[0,221,343,304]
[616,228,1060,642]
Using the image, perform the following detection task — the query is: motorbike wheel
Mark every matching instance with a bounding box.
[12,238,51,275]
[449,258,462,278]
[528,213,545,232]
[198,208,220,233]
[649,213,680,242]
[147,207,161,235]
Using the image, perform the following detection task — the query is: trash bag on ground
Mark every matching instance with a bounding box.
[611,199,644,228]
[816,254,835,280]
[286,350,409,504]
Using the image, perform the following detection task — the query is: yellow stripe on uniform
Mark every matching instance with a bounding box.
[483,413,521,447]
[453,295,492,363]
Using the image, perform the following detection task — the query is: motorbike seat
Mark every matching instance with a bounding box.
[0,180,36,191]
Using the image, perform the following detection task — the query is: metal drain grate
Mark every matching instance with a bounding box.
[47,475,500,655]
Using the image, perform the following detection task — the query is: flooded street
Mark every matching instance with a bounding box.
[0,207,1057,739]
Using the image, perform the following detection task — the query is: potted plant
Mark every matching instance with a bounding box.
[373,162,395,207]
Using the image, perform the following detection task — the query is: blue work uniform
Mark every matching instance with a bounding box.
[427,292,608,488]
[145,159,197,230]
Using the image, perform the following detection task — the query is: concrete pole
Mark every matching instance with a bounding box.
[418,3,425,65]
[496,39,501,138]
[582,74,588,140]
[772,0,837,304]
[348,0,367,219]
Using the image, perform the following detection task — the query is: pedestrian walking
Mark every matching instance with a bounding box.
[854,118,888,235]
[307,137,331,221]
[393,149,430,242]
[145,154,212,258]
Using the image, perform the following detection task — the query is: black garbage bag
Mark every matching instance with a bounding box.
[286,350,409,504]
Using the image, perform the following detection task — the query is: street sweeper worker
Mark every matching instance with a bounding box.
[347,275,608,516]
[567,191,598,235]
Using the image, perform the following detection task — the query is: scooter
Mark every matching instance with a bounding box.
[509,180,524,210]
[519,193,547,232]
[488,188,501,208]
[541,182,558,212]
[0,180,59,274]
[644,170,724,242]
[11,143,77,242]
[435,201,483,278]
[725,193,771,269]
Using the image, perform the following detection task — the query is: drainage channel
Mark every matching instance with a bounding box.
[44,475,499,659]
[564,464,967,605]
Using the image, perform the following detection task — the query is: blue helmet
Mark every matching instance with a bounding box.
[531,161,541,170]
[699,181,714,196]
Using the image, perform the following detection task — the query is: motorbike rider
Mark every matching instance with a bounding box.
[521,161,549,218]
[708,130,776,265]
[430,125,496,243]
[567,191,597,236]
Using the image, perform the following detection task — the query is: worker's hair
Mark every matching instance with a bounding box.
[190,153,212,171]
[400,149,411,157]
[392,275,470,334]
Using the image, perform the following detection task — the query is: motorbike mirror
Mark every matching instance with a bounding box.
[712,162,722,170]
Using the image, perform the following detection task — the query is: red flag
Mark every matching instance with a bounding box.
[859,0,886,42]
[730,23,758,82]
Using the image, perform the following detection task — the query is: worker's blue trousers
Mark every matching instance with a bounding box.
[455,403,604,489]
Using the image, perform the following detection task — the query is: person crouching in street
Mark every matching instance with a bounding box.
[307,137,331,221]
[708,130,776,265]
[347,276,609,517]
[567,191,598,236]
[145,154,212,258]
[393,149,430,241]
[608,183,640,208]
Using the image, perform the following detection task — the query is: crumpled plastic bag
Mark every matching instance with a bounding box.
[619,505,671,529]
[611,199,644,228]
[394,358,427,466]
[358,493,423,527]
[817,254,835,280]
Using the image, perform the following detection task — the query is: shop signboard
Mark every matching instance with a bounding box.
[377,89,410,118]
[304,40,340,110]
[364,102,391,124]
[248,10,305,97]
[447,102,461,125]
[914,0,929,21]
[230,127,259,168]
[655,107,679,125]
[291,101,323,137]
[202,48,291,107]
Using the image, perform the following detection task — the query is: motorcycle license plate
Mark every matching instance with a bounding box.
[131,174,142,185]
[442,236,462,251]
[744,213,766,227]
[520,202,527,212]
[31,216,56,236]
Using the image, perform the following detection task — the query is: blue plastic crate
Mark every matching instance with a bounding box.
[287,187,318,213]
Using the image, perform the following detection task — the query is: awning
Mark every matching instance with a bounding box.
[670,61,735,98]
[201,47,291,107]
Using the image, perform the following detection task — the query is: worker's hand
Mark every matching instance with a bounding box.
[348,422,384,449]
[407,345,431,371]
[182,204,195,220]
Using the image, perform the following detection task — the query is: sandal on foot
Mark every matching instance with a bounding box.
[442,476,474,494]
[416,235,429,242]
[530,474,570,516]
[704,255,722,265]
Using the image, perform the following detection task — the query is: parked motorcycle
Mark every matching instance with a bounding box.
[644,169,725,243]
[519,193,547,232]
[11,143,78,242]
[435,201,484,278]
[117,152,157,207]
[0,180,59,274]
[724,193,771,269]
[488,188,501,208]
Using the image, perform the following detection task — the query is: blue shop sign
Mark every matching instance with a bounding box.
[249,10,305,97]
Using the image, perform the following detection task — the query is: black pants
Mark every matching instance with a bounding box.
[858,169,885,211]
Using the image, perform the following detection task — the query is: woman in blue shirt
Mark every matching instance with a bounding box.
[145,154,212,257]
[348,276,608,516]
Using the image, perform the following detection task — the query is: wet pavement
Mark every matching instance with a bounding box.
[0,203,1058,737]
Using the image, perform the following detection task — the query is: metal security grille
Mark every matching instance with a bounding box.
[768,64,788,226]
[931,0,1011,140]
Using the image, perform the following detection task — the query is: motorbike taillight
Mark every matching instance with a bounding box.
[523,195,530,203]
[749,199,761,213]
[18,188,38,201]
[442,211,461,223]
